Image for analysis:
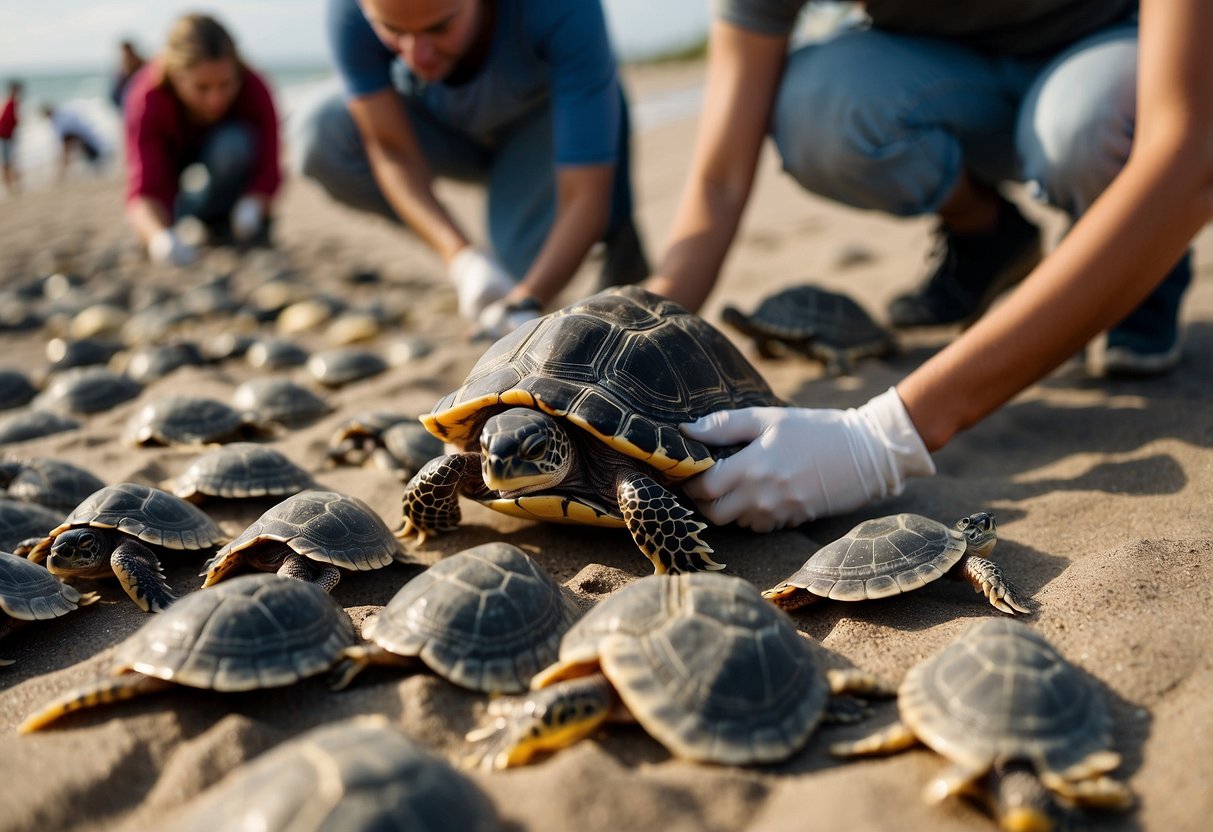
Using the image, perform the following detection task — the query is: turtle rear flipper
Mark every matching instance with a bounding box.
[277,552,341,592]
[617,471,722,574]
[399,453,482,542]
[956,555,1032,614]
[111,540,176,613]
[19,672,173,733]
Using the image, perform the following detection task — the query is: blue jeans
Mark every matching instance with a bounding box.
[770,19,1138,219]
[175,122,256,226]
[292,84,637,280]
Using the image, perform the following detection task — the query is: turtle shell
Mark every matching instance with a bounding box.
[0,498,65,553]
[113,573,355,690]
[787,514,968,602]
[723,284,889,349]
[124,396,254,446]
[900,618,1115,779]
[170,443,316,501]
[545,571,828,764]
[0,550,91,621]
[35,367,142,414]
[170,718,500,832]
[0,458,106,511]
[425,287,783,479]
[364,542,580,693]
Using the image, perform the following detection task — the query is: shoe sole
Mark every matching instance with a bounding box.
[1099,337,1183,377]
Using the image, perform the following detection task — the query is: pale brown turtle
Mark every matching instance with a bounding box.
[19,574,356,732]
[400,286,785,574]
[0,550,99,665]
[763,513,1031,615]
[24,483,226,613]
[832,618,1133,831]
[202,489,407,591]
[168,443,316,502]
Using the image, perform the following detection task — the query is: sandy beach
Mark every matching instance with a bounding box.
[0,58,1210,831]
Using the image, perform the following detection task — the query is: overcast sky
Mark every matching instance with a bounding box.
[0,0,711,74]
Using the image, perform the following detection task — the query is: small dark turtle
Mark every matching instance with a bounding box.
[333,542,581,693]
[306,348,387,387]
[467,571,883,769]
[169,443,316,502]
[0,370,37,411]
[0,550,99,665]
[401,287,785,574]
[25,483,227,613]
[201,332,255,363]
[722,284,894,376]
[45,337,123,373]
[122,341,206,384]
[247,337,310,369]
[0,410,81,445]
[203,489,406,591]
[0,458,106,511]
[832,619,1133,831]
[326,411,442,480]
[34,366,143,414]
[123,395,269,446]
[386,335,434,365]
[169,717,502,832]
[763,513,1030,615]
[327,411,413,466]
[0,498,65,552]
[234,378,331,427]
[18,573,356,732]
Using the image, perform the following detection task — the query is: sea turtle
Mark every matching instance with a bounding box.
[306,348,387,387]
[0,370,37,411]
[0,550,99,665]
[18,573,357,733]
[721,283,894,376]
[400,286,785,574]
[246,337,310,369]
[0,457,106,511]
[202,489,407,591]
[0,498,65,552]
[333,542,581,692]
[466,571,883,769]
[327,411,443,480]
[234,378,331,427]
[0,410,80,444]
[34,366,142,414]
[122,341,206,384]
[763,512,1031,615]
[169,443,316,502]
[831,618,1133,830]
[24,483,226,613]
[123,395,270,446]
[45,337,123,373]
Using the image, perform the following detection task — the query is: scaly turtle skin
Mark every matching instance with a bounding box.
[722,284,894,376]
[763,513,1030,615]
[24,483,226,613]
[333,542,581,693]
[168,443,316,502]
[466,571,884,769]
[203,489,406,591]
[401,287,785,574]
[18,574,356,732]
[170,717,501,832]
[832,619,1133,831]
[0,550,99,665]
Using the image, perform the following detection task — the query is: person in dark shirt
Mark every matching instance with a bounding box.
[0,80,21,194]
[110,40,146,111]
[124,14,282,266]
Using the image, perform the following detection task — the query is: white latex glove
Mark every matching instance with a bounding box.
[448,246,515,320]
[473,296,543,341]
[230,195,265,241]
[148,228,199,267]
[680,387,936,532]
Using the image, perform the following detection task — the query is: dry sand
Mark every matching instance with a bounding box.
[0,60,1210,831]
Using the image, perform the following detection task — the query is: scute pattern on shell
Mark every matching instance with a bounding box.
[0,550,87,621]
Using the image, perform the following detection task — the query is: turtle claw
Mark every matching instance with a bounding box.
[963,556,1032,615]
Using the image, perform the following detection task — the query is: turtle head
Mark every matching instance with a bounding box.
[956,512,997,557]
[480,408,573,494]
[46,528,115,579]
[983,759,1064,832]
[761,581,818,611]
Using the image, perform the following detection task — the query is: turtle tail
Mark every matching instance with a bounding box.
[18,673,172,733]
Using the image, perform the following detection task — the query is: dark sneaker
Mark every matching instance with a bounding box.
[887,196,1043,328]
[1098,252,1191,377]
[596,217,649,291]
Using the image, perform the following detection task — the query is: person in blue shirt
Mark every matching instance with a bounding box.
[295,0,647,336]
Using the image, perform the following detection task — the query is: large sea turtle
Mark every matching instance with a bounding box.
[400,287,785,574]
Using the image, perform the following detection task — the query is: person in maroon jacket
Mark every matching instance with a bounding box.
[124,14,281,266]
[0,80,21,194]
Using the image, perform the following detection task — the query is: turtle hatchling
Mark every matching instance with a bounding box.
[169,443,316,502]
[333,542,581,693]
[0,409,80,444]
[19,573,356,732]
[327,411,443,480]
[24,482,226,613]
[764,512,1030,615]
[34,366,142,414]
[722,283,894,375]
[467,571,883,769]
[124,395,270,446]
[0,550,99,665]
[0,457,106,511]
[832,618,1133,831]
[306,348,387,387]
[203,489,406,591]
[401,286,785,574]
[234,378,331,427]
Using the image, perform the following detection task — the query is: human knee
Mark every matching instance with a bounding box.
[292,95,360,186]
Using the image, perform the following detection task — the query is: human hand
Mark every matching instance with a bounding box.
[472,296,543,341]
[148,228,199,267]
[448,246,515,320]
[230,195,265,241]
[679,387,935,532]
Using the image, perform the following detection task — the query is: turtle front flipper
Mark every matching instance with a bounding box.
[19,672,173,733]
[830,718,920,757]
[277,552,342,592]
[465,673,617,770]
[956,555,1031,615]
[617,471,722,574]
[112,539,176,613]
[329,642,415,690]
[399,452,484,543]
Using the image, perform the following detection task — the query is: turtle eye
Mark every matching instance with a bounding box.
[520,434,548,460]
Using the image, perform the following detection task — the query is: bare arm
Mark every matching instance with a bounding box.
[645,21,788,312]
[346,88,470,264]
[899,0,1213,450]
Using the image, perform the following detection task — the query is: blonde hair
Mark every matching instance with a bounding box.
[161,13,242,78]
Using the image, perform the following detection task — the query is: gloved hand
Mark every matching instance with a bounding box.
[680,387,935,532]
[230,195,265,241]
[448,246,515,320]
[472,296,543,341]
[148,228,199,267]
